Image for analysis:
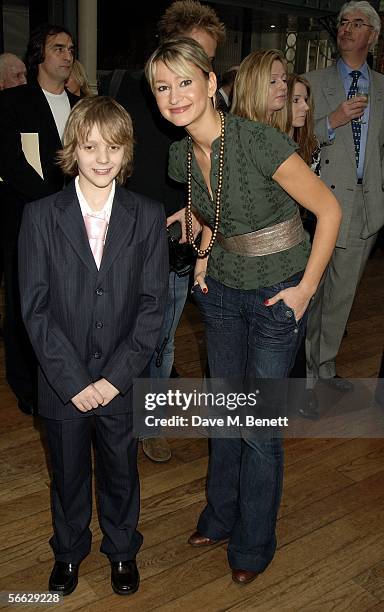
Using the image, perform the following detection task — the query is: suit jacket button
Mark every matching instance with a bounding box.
[325,159,329,164]
[96,287,104,296]
[330,185,335,190]
[95,321,103,329]
[93,351,101,359]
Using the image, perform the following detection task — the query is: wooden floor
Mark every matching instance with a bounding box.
[0,251,383,611]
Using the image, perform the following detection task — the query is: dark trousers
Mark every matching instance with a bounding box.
[192,273,306,573]
[43,412,142,564]
[3,239,37,404]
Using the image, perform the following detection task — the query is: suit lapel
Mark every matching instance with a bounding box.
[66,88,81,109]
[323,64,345,107]
[55,183,137,276]
[54,181,97,273]
[324,65,356,167]
[28,84,79,155]
[364,68,384,171]
[98,186,136,279]
[29,81,62,151]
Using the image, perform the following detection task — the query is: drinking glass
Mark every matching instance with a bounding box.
[355,84,370,124]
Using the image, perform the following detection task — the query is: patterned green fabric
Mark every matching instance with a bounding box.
[169,113,311,289]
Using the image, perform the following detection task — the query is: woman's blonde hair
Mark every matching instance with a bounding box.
[67,59,93,97]
[57,96,134,184]
[286,74,317,166]
[231,49,288,131]
[145,37,213,94]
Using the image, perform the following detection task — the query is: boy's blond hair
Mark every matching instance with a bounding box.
[58,96,134,184]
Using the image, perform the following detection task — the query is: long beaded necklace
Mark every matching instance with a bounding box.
[186,110,225,257]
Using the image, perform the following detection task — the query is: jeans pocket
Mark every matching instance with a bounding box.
[272,300,296,324]
[191,283,203,296]
[191,275,210,297]
[192,276,225,323]
[268,301,300,336]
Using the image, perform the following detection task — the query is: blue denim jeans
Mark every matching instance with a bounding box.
[148,271,189,378]
[191,272,306,573]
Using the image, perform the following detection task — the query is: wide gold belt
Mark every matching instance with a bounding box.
[216,210,305,257]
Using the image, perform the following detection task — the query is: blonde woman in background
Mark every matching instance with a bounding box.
[231,48,288,130]
[66,59,92,97]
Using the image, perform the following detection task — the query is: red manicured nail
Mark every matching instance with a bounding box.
[203,288,208,294]
[264,299,269,305]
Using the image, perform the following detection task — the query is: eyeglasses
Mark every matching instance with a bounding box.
[339,19,373,30]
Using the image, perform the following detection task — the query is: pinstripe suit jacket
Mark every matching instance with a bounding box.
[18,180,168,419]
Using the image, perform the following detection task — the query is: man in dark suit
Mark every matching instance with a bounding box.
[0,53,27,335]
[18,96,168,596]
[0,24,79,415]
[216,66,239,113]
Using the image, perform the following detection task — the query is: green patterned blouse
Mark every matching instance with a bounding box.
[169,113,311,290]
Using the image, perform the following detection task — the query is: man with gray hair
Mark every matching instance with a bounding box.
[303,1,384,413]
[0,53,26,89]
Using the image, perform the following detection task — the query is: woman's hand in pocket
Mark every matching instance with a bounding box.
[264,284,312,322]
[193,271,208,294]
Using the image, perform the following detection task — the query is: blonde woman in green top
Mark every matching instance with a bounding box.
[145,38,341,584]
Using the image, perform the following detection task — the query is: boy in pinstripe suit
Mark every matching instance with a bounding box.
[18,96,168,597]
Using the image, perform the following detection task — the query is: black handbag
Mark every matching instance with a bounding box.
[167,221,198,277]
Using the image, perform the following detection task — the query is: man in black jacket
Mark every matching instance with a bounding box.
[0,24,79,414]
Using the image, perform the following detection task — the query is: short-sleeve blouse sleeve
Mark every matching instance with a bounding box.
[248,123,298,178]
[168,139,188,183]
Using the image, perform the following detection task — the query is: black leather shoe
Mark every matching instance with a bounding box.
[321,375,354,392]
[297,389,319,420]
[111,560,139,596]
[48,562,78,596]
